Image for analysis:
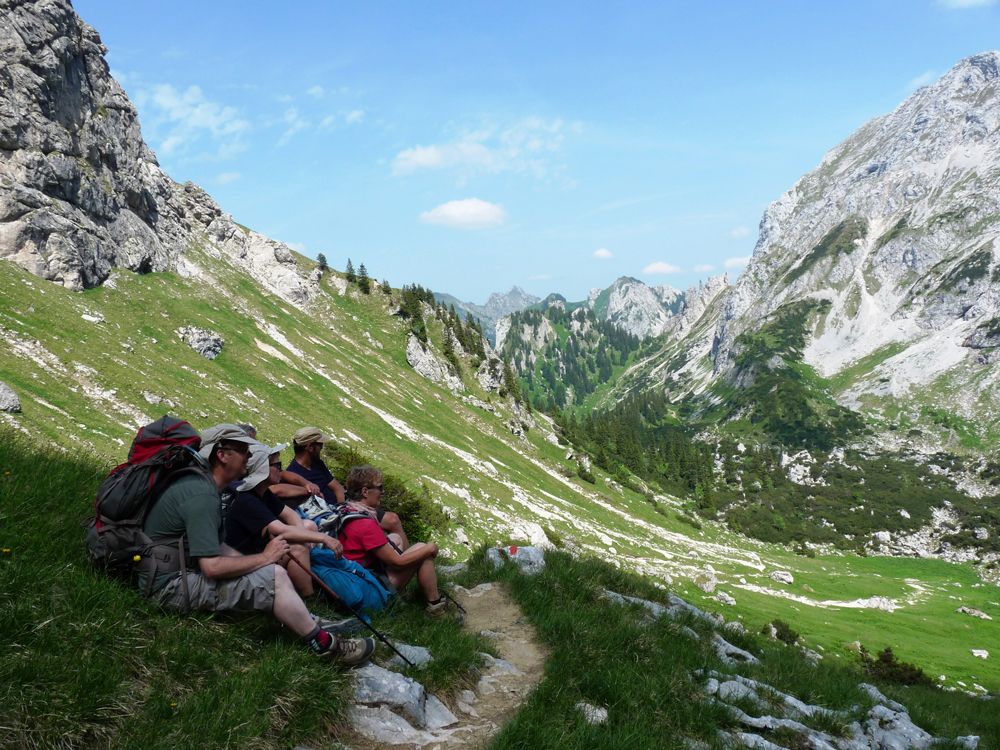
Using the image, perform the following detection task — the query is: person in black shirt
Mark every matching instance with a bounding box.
[226,442,344,597]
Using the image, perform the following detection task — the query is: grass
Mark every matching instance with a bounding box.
[0,428,486,749]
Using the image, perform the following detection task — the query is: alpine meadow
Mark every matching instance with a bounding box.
[2,1,1000,749]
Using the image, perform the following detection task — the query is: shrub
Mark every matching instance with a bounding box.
[767,619,800,646]
[858,646,934,686]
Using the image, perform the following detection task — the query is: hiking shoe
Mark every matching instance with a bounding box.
[313,614,363,636]
[426,596,464,623]
[327,635,376,667]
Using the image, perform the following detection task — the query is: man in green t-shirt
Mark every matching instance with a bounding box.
[141,423,374,667]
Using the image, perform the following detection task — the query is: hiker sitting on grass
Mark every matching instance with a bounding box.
[139,423,374,667]
[339,465,453,617]
[286,426,409,548]
[225,442,345,597]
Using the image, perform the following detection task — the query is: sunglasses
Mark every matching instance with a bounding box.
[269,461,282,469]
[366,484,384,492]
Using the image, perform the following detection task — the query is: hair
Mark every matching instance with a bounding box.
[345,465,382,498]
[293,440,310,456]
[237,423,257,439]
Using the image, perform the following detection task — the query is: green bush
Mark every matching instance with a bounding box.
[859,646,934,687]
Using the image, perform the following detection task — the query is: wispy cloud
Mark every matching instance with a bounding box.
[528,273,552,281]
[419,198,507,229]
[724,256,751,269]
[906,70,937,91]
[215,171,241,185]
[306,85,325,98]
[392,117,579,179]
[278,107,310,145]
[693,263,715,273]
[938,0,996,7]
[729,225,751,239]
[134,83,249,160]
[593,248,613,259]
[642,261,682,275]
[345,109,365,124]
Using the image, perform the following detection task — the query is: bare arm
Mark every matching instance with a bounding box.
[278,471,322,497]
[267,481,313,502]
[198,536,290,579]
[329,478,346,504]
[373,541,437,568]
[265,515,343,555]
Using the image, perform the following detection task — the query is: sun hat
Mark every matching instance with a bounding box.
[292,426,332,447]
[198,423,261,459]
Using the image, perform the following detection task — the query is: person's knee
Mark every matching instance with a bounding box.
[274,564,292,591]
[384,512,401,529]
[388,532,403,549]
[304,519,319,532]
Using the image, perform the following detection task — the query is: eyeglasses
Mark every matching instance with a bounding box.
[366,484,384,492]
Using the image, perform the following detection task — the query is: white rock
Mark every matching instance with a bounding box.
[971,649,989,659]
[386,643,434,669]
[575,702,608,724]
[769,570,794,585]
[716,591,736,606]
[0,382,21,413]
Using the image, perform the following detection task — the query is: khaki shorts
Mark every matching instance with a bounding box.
[154,565,276,613]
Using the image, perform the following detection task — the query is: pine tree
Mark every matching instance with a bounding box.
[358,263,371,294]
[345,258,356,284]
[316,253,328,272]
[380,278,391,295]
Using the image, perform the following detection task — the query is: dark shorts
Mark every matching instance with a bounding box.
[153,565,276,613]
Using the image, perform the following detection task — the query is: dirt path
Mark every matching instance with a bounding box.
[346,582,547,749]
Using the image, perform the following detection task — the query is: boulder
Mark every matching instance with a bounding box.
[864,705,933,750]
[712,633,759,665]
[873,530,892,544]
[0,382,21,413]
[694,570,718,593]
[386,643,434,670]
[956,606,992,620]
[971,649,989,659]
[769,570,794,585]
[715,591,736,606]
[486,545,546,575]
[352,663,457,730]
[175,326,224,359]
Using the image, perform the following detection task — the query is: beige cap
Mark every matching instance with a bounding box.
[198,423,262,459]
[236,444,278,491]
[292,426,332,447]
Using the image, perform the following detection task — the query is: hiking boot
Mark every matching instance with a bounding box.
[325,635,376,667]
[313,613,363,636]
[426,596,464,623]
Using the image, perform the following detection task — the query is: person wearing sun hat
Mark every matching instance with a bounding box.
[286,426,409,548]
[141,423,374,667]
[225,442,345,597]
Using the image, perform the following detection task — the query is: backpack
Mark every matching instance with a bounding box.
[309,547,392,613]
[85,415,212,576]
[297,493,373,537]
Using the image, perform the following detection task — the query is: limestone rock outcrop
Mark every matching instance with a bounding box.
[0,0,319,307]
[0,380,21,412]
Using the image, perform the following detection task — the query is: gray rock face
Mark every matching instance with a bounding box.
[353,663,457,730]
[405,333,464,393]
[0,0,320,306]
[0,381,21,412]
[175,326,223,359]
[476,356,504,392]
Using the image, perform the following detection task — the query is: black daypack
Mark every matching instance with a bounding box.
[85,416,212,576]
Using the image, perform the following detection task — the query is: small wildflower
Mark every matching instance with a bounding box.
[2,470,10,477]
[1,548,11,555]
[132,554,142,562]
[170,702,177,708]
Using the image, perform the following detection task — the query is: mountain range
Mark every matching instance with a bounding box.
[1,0,999,695]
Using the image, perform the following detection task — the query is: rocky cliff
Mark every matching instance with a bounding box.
[0,0,317,304]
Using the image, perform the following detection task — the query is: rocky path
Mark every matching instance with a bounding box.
[346,582,547,749]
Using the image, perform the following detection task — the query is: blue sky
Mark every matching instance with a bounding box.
[75,0,999,303]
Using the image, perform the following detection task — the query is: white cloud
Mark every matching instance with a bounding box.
[306,85,325,98]
[593,248,613,259]
[278,107,310,145]
[729,225,751,239]
[392,117,577,178]
[693,263,715,273]
[319,114,337,130]
[906,70,937,91]
[724,256,751,269]
[938,0,996,7]
[642,261,682,275]
[528,273,552,281]
[419,198,506,229]
[345,109,365,124]
[135,83,250,160]
[215,171,241,185]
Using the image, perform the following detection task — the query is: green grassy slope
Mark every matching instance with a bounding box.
[1,254,998,692]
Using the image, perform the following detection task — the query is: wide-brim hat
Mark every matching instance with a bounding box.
[236,443,277,491]
[198,423,262,459]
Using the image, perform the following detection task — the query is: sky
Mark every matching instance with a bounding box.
[74,0,1000,304]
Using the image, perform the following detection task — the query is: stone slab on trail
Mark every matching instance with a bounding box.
[348,582,546,749]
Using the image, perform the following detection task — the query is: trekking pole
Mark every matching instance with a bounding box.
[288,556,416,668]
